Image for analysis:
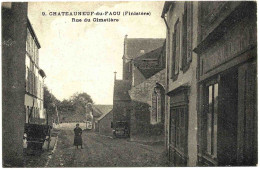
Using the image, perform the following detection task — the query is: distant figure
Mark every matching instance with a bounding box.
[74,123,83,149]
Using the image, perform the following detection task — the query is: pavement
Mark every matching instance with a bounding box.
[45,130,169,167]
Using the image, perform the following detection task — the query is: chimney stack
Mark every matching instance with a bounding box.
[114,71,117,81]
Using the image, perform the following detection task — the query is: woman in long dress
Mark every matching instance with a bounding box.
[74,123,83,149]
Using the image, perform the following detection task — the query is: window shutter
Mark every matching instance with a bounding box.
[171,32,176,78]
[187,2,193,63]
[175,21,180,75]
[182,3,188,70]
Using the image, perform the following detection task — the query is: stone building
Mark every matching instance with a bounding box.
[113,36,165,139]
[95,110,113,137]
[2,2,46,166]
[161,1,257,167]
[122,35,165,81]
[194,1,257,166]
[128,42,166,143]
[161,1,199,166]
[112,79,132,132]
[25,19,46,125]
[92,105,113,132]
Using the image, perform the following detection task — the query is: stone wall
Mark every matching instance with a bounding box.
[98,111,113,137]
[129,69,165,141]
[113,101,131,124]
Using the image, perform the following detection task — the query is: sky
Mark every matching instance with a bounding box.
[28,1,166,105]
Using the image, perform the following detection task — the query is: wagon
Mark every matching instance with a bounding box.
[112,121,129,138]
[24,123,52,150]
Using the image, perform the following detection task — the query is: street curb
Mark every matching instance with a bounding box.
[45,136,59,167]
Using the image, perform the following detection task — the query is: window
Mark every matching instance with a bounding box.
[181,2,193,72]
[32,72,35,95]
[206,83,218,158]
[26,67,29,92]
[171,19,180,79]
[151,88,162,124]
[170,107,187,152]
[26,29,30,53]
[26,106,29,123]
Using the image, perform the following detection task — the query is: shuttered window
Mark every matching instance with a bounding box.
[181,2,193,72]
[171,19,180,80]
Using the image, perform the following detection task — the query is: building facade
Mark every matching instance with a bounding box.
[128,42,166,143]
[161,1,199,166]
[25,19,46,125]
[194,1,257,166]
[122,35,165,81]
[2,2,46,166]
[112,79,132,130]
[113,36,165,137]
[95,110,113,137]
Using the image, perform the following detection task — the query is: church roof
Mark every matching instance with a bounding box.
[125,38,165,61]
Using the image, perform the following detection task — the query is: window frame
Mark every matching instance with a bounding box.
[203,79,219,159]
[169,105,188,158]
[181,2,193,73]
[151,87,162,125]
[171,19,180,81]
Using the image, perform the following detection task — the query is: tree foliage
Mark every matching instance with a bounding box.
[43,86,94,123]
[70,92,93,114]
[58,92,93,115]
[44,86,60,115]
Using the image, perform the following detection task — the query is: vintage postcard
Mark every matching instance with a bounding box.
[2,1,257,167]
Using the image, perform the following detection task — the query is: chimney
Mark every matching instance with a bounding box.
[114,71,117,81]
[123,34,128,59]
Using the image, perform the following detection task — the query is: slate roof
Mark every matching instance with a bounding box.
[113,80,131,101]
[96,110,113,121]
[125,38,165,60]
[133,41,166,79]
[92,105,113,118]
[134,46,163,61]
[138,68,165,79]
[60,105,113,122]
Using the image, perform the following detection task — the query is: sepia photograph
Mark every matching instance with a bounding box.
[2,0,257,167]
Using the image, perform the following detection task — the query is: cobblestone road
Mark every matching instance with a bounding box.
[46,130,169,167]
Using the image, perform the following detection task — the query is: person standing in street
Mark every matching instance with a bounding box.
[74,123,83,149]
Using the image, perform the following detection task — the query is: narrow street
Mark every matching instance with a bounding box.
[46,130,168,167]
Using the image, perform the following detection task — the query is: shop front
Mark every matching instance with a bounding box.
[195,1,257,166]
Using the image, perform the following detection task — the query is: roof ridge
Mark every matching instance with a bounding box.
[97,110,113,121]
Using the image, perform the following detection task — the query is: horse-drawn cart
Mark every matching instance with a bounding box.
[24,123,52,150]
